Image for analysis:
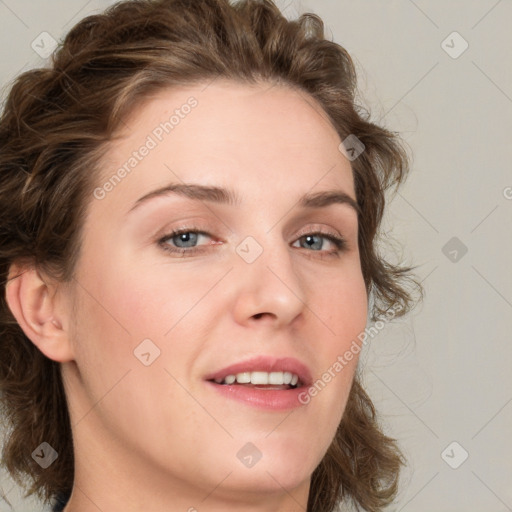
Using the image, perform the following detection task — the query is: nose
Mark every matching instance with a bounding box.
[231,234,307,328]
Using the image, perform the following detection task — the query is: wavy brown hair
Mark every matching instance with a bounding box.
[0,0,422,510]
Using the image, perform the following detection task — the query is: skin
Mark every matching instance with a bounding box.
[6,80,368,512]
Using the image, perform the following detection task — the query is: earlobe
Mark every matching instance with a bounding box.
[5,263,74,362]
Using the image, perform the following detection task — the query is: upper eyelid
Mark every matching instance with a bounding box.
[160,224,343,237]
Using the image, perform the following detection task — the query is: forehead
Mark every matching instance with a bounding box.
[94,80,355,216]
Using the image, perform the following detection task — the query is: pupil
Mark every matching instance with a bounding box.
[305,235,320,250]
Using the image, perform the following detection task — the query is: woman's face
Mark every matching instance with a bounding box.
[61,80,368,507]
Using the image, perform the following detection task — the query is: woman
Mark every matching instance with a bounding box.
[0,0,422,511]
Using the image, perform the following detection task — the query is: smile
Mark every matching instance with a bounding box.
[212,370,301,388]
[204,356,312,411]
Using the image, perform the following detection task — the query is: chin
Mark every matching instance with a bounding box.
[221,437,321,493]
[222,462,312,496]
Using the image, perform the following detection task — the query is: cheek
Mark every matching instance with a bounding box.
[68,255,163,394]
[314,267,368,344]
[67,262,206,443]
[302,268,367,428]
[77,259,196,342]
[74,258,219,392]
[108,259,218,337]
[329,272,368,390]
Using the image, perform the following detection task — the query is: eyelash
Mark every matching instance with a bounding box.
[157,225,348,260]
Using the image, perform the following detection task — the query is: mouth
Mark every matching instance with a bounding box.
[208,370,303,390]
[203,356,312,410]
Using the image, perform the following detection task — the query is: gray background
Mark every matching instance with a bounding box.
[0,0,511,511]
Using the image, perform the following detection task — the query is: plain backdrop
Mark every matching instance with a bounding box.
[0,1,511,511]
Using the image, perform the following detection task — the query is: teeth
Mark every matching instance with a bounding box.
[268,372,283,385]
[224,374,236,385]
[215,371,301,387]
[251,371,269,384]
[235,372,251,383]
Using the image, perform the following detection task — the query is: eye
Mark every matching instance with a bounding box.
[292,230,347,259]
[156,226,348,259]
[158,227,214,256]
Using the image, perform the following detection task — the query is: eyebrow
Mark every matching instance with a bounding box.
[127,183,360,216]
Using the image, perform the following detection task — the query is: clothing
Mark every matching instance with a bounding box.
[52,491,71,512]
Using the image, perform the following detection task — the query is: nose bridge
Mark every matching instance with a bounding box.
[232,230,307,324]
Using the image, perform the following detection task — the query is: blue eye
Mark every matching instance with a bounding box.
[168,231,203,248]
[157,227,348,259]
[158,228,212,256]
[294,233,346,253]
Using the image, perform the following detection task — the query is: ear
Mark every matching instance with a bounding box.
[5,262,75,362]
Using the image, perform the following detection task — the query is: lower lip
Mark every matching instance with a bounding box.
[205,381,309,411]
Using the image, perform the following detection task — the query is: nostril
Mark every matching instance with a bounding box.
[253,312,273,320]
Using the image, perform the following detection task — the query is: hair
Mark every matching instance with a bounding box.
[0,0,423,510]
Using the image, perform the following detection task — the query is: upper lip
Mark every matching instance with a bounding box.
[204,355,313,387]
